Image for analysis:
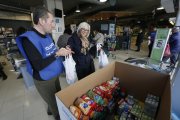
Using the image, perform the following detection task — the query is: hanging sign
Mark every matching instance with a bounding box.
[150,28,171,62]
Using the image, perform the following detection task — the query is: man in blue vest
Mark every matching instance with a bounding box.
[16,6,72,120]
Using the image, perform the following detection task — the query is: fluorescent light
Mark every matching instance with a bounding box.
[75,5,80,13]
[157,6,164,10]
[75,9,81,12]
[63,14,66,16]
[169,20,175,25]
[99,0,107,2]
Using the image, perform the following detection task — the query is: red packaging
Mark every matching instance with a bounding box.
[101,83,114,97]
[93,85,113,101]
[74,98,92,116]
[93,86,106,98]
[81,94,104,112]
[81,95,97,110]
[106,79,119,89]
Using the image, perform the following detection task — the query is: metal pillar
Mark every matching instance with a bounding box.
[44,0,65,45]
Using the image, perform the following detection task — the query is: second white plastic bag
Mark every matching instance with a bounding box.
[98,50,109,68]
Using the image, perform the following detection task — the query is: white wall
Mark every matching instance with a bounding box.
[45,0,65,45]
[46,0,64,31]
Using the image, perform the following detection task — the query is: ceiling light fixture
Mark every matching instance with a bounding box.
[169,20,174,25]
[99,0,107,3]
[169,17,176,25]
[157,6,164,10]
[75,6,80,13]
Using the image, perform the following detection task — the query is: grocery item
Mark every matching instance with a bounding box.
[70,105,82,119]
[69,105,89,120]
[126,95,135,106]
[130,101,144,118]
[86,90,105,106]
[81,95,97,110]
[120,87,127,98]
[69,77,160,120]
[93,85,112,100]
[74,97,92,116]
[144,94,159,118]
[107,99,116,112]
[117,99,132,116]
[80,94,108,119]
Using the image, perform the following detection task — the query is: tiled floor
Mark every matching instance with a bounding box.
[0,40,149,120]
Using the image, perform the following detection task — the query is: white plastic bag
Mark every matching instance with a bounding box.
[96,43,102,57]
[63,55,77,84]
[98,50,109,68]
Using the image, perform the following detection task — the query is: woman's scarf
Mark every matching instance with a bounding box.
[80,37,89,55]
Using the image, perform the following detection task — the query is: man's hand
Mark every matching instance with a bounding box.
[55,47,73,56]
[66,45,74,54]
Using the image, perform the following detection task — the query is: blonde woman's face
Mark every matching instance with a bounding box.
[80,28,89,38]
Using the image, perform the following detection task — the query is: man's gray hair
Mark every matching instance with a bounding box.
[32,6,51,25]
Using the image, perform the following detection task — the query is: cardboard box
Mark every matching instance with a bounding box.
[55,61,171,120]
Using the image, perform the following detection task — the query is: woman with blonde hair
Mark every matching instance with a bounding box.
[67,22,95,80]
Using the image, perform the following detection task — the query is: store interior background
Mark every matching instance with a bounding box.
[0,0,180,120]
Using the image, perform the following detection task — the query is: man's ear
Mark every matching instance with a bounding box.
[39,18,45,25]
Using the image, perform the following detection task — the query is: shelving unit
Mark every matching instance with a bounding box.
[0,26,21,71]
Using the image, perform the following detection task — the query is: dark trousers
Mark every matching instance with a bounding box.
[0,69,7,78]
[148,43,153,57]
[170,52,179,65]
[136,44,141,51]
[0,63,7,80]
[33,77,61,118]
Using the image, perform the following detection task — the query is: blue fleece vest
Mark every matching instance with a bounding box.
[16,31,63,80]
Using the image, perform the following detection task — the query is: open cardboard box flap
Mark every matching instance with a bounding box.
[56,61,171,120]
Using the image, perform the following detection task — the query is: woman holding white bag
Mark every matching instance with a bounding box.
[67,22,95,80]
